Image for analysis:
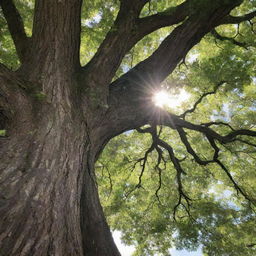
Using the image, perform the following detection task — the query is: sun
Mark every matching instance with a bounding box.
[153,91,170,108]
[153,89,190,109]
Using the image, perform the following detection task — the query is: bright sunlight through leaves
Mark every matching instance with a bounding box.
[153,89,190,108]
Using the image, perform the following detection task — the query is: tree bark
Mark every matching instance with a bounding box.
[0,0,121,254]
[0,66,120,255]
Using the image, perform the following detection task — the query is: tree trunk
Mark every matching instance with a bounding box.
[0,71,120,255]
[0,0,246,254]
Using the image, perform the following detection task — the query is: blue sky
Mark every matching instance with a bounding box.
[113,231,202,256]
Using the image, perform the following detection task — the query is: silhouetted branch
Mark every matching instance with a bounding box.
[235,139,256,148]
[131,110,256,217]
[155,166,163,203]
[177,128,212,165]
[221,10,256,24]
[0,0,30,62]
[180,81,225,119]
[201,121,235,131]
[211,29,247,49]
[215,159,252,202]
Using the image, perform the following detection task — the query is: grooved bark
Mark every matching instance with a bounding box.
[0,73,120,255]
[0,127,84,255]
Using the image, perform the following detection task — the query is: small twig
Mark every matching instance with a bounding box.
[179,81,225,119]
[235,138,256,148]
[155,166,163,204]
[201,121,235,131]
[215,159,252,203]
[211,29,248,49]
[178,56,188,70]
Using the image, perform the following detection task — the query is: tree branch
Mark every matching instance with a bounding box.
[215,159,251,202]
[0,0,30,63]
[235,138,256,148]
[136,125,192,215]
[211,29,247,49]
[82,0,191,91]
[201,122,235,131]
[155,136,192,219]
[83,0,241,93]
[109,1,242,100]
[177,128,212,165]
[179,81,225,119]
[221,10,256,24]
[82,0,149,89]
[134,1,190,43]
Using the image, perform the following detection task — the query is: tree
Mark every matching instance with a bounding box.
[0,0,256,255]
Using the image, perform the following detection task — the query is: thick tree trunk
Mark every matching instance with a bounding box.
[0,72,120,255]
[0,0,245,254]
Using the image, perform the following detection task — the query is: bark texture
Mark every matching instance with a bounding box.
[0,0,253,255]
[0,65,120,256]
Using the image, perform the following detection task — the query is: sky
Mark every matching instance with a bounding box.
[113,231,203,256]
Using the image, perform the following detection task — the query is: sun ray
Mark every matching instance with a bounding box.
[153,89,190,109]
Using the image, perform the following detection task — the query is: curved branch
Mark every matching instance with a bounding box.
[82,0,190,90]
[177,128,212,165]
[0,0,30,63]
[156,137,192,219]
[180,81,225,119]
[211,29,247,49]
[134,1,190,42]
[201,122,235,131]
[82,0,150,89]
[221,10,256,24]
[235,139,256,148]
[136,125,192,216]
[215,159,251,202]
[82,0,242,94]
[109,1,242,100]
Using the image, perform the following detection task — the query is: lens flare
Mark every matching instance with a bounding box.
[153,89,190,109]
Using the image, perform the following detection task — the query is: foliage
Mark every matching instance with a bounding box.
[96,2,256,254]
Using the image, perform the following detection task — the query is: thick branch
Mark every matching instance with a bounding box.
[109,1,242,99]
[134,1,190,44]
[82,0,149,88]
[0,0,29,63]
[82,0,240,91]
